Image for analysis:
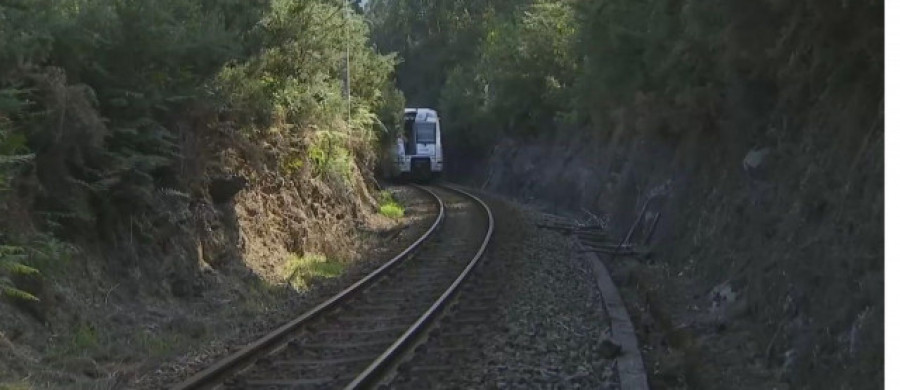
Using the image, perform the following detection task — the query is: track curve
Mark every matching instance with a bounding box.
[171,185,493,390]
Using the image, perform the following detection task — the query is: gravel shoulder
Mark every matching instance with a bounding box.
[391,190,618,389]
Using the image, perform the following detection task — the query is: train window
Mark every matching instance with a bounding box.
[415,122,436,143]
[403,117,416,153]
[403,118,415,138]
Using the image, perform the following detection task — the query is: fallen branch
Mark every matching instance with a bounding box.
[574,229,608,237]
[643,212,661,246]
[579,248,646,257]
[536,224,578,233]
[582,242,632,250]
[573,224,606,231]
[624,200,651,246]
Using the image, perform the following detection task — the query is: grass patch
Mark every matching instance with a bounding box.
[136,330,182,357]
[246,277,283,302]
[45,322,100,358]
[282,253,344,290]
[72,323,99,351]
[377,190,404,219]
[376,190,393,205]
[379,203,404,219]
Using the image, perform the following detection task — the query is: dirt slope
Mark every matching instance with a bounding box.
[461,113,882,388]
[0,101,418,389]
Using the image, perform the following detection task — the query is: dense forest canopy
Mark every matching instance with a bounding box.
[368,0,882,161]
[0,0,402,300]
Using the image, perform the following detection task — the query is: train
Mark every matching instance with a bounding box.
[386,108,443,181]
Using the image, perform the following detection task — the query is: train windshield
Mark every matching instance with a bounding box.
[415,122,436,143]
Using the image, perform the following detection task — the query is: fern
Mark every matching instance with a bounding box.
[0,262,39,276]
[158,188,190,199]
[0,245,25,255]
[0,244,40,302]
[0,95,32,190]
[0,154,34,165]
[0,235,74,303]
[1,286,39,303]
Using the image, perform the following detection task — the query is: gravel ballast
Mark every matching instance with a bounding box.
[391,192,618,389]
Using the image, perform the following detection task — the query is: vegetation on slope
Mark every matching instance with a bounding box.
[0,0,397,287]
[370,0,883,388]
[0,0,405,386]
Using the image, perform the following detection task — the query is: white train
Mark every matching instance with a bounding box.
[388,108,443,181]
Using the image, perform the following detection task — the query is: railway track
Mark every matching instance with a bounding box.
[172,185,494,390]
[386,260,506,389]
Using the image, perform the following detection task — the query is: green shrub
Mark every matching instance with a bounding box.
[379,203,404,219]
[1,0,400,246]
[308,132,354,183]
[376,191,404,219]
[376,190,394,205]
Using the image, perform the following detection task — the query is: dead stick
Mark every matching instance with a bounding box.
[643,212,661,246]
[624,199,651,246]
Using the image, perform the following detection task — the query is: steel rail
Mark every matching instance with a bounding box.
[171,185,446,390]
[344,184,495,389]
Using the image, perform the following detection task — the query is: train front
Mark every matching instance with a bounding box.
[395,108,443,181]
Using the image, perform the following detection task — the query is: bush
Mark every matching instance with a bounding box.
[0,0,401,263]
[379,203,404,219]
[376,191,404,219]
[308,132,354,182]
[282,253,344,290]
[376,190,393,205]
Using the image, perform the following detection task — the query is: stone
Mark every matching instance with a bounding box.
[742,147,772,180]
